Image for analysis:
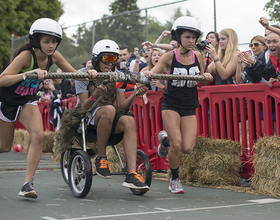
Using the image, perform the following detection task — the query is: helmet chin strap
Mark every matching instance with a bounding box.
[180,44,189,55]
[176,33,190,55]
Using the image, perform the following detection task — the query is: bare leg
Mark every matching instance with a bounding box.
[162,110,197,170]
[18,104,44,183]
[180,115,197,154]
[114,115,137,172]
[0,119,15,153]
[94,105,115,157]
[162,110,182,169]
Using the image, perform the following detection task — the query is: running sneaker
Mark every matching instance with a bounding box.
[157,143,169,158]
[122,170,150,191]
[94,157,111,179]
[18,177,38,199]
[168,178,185,194]
[157,130,170,158]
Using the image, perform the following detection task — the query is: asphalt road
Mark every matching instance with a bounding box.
[1,151,280,220]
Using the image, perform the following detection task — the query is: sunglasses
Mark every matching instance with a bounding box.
[100,54,118,65]
[249,42,263,48]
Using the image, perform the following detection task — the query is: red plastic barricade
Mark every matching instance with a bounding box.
[67,97,77,110]
[125,90,169,171]
[197,82,280,178]
[14,83,280,178]
[127,83,280,178]
[38,101,53,131]
[15,101,53,131]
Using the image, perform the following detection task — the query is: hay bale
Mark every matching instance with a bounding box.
[106,141,126,172]
[168,136,242,186]
[42,131,54,153]
[251,136,280,196]
[13,129,29,152]
[13,129,56,153]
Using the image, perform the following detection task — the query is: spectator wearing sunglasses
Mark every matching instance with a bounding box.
[235,35,267,84]
[73,39,150,191]
[239,17,280,84]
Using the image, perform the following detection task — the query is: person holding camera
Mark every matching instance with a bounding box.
[196,31,219,86]
[144,16,213,194]
[205,28,239,85]
[131,44,152,73]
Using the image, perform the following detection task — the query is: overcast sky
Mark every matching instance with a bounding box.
[58,0,270,51]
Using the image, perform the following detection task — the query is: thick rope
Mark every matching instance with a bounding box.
[23,71,211,83]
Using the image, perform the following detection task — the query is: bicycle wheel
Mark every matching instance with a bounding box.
[130,149,152,196]
[68,150,92,198]
[60,150,71,185]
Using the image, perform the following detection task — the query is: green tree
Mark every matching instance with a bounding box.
[264,0,280,23]
[105,0,145,48]
[146,16,167,44]
[60,0,146,70]
[164,8,203,42]
[0,0,63,72]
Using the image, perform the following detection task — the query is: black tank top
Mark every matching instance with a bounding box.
[0,48,53,106]
[162,50,200,110]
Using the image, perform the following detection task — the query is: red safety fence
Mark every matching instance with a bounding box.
[125,82,280,178]
[15,82,280,178]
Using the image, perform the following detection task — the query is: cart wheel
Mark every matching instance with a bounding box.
[130,149,152,196]
[60,150,71,185]
[68,150,92,198]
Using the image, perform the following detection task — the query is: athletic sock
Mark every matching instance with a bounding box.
[171,167,179,180]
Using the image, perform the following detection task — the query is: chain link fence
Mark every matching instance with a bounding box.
[10,34,29,62]
[10,0,268,62]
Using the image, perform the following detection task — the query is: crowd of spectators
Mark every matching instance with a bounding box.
[38,16,280,131]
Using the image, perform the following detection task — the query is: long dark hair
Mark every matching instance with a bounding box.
[13,33,43,60]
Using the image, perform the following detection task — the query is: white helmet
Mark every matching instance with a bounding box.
[171,16,201,40]
[92,39,119,56]
[29,18,62,50]
[29,18,62,39]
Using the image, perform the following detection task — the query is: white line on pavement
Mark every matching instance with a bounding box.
[41,198,280,220]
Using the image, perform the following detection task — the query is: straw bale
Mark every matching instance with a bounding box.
[13,129,29,152]
[42,131,54,153]
[254,136,280,156]
[13,129,56,153]
[193,169,241,186]
[106,141,126,172]
[251,174,280,197]
[251,136,280,196]
[23,132,31,152]
[13,129,26,146]
[168,137,242,186]
[90,142,125,173]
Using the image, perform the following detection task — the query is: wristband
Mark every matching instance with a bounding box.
[214,58,220,63]
[135,60,139,63]
[153,43,157,48]
[23,73,27,80]
[89,94,95,101]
